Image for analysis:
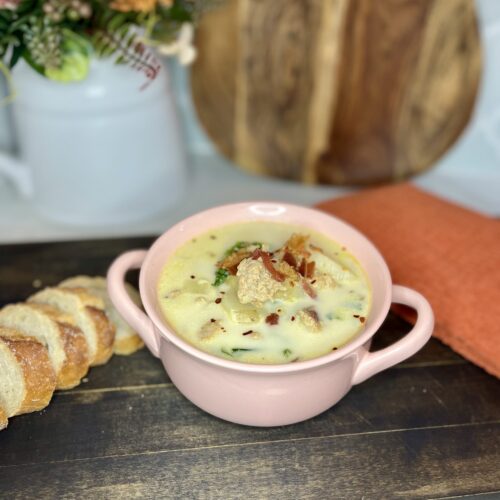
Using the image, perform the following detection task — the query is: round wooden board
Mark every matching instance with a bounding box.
[191,0,482,185]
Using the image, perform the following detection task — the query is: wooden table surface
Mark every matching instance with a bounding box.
[0,237,499,499]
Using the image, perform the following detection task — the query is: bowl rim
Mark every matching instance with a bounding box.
[140,201,392,374]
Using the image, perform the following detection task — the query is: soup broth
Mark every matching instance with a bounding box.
[157,221,371,364]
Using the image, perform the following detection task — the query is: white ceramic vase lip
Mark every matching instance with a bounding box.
[138,201,394,373]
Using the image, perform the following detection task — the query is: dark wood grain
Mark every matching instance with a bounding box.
[0,236,154,305]
[1,424,499,499]
[1,361,498,468]
[0,236,498,499]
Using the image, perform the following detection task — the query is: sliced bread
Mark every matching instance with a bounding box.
[0,329,56,417]
[0,406,7,430]
[29,287,115,366]
[60,275,144,355]
[0,303,90,389]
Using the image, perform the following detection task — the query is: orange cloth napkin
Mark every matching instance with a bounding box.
[316,183,500,378]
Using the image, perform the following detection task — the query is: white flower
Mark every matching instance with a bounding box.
[157,23,197,65]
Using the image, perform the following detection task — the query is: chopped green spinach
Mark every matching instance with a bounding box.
[221,347,253,357]
[283,348,292,358]
[224,241,262,257]
[212,268,229,286]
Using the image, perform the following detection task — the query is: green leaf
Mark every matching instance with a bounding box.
[221,347,253,356]
[283,348,292,358]
[224,241,262,257]
[212,268,229,287]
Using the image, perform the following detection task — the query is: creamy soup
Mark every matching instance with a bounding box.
[157,222,371,364]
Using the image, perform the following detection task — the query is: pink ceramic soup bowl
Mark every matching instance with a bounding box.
[107,202,434,427]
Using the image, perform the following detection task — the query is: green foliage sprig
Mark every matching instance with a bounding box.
[0,0,218,82]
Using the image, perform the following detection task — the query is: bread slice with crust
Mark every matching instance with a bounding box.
[0,303,90,389]
[29,287,115,366]
[0,329,56,417]
[0,406,7,430]
[60,276,144,355]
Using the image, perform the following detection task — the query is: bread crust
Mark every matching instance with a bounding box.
[0,406,7,430]
[113,334,144,356]
[85,306,115,366]
[29,287,116,367]
[60,276,144,356]
[0,303,90,390]
[0,331,56,416]
[56,321,90,389]
[29,304,90,389]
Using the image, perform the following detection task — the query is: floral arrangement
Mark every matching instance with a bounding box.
[0,0,216,82]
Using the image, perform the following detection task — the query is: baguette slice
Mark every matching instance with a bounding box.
[0,406,7,430]
[60,276,144,355]
[0,303,90,389]
[0,329,56,417]
[29,287,115,366]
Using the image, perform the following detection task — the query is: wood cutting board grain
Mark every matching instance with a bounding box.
[191,0,481,185]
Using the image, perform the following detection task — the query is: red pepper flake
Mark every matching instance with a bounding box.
[265,313,279,325]
[332,347,338,351]
[190,275,195,279]
[215,298,222,304]
[353,314,360,318]
[242,330,253,336]
[291,316,295,321]
[310,279,316,285]
[210,318,216,323]
[271,259,277,263]
[359,316,366,323]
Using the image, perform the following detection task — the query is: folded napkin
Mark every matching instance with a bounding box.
[316,184,500,378]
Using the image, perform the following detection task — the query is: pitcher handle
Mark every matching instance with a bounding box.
[0,152,33,198]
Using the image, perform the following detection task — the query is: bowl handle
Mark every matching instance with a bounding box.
[352,285,434,385]
[107,250,160,358]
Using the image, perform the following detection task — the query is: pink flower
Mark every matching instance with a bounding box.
[0,0,21,9]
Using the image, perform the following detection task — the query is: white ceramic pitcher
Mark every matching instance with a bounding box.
[0,58,186,226]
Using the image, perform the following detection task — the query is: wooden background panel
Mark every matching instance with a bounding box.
[192,0,480,185]
[1,423,499,499]
[190,0,239,158]
[235,0,324,179]
[395,0,481,177]
[317,0,432,184]
[1,361,498,467]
